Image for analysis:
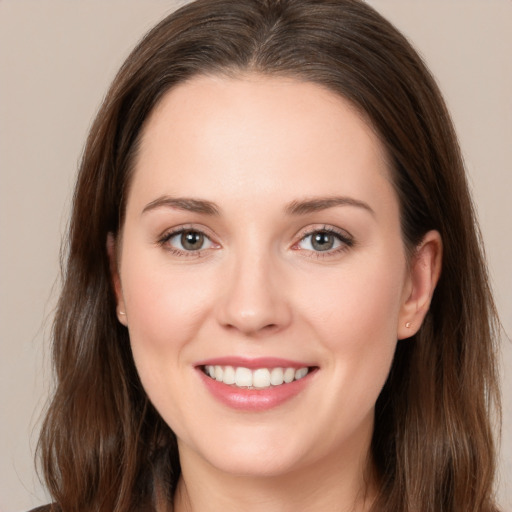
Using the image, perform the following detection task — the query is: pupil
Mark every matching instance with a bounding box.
[181,231,204,250]
[312,232,334,251]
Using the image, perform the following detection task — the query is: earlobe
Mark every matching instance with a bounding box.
[106,233,128,326]
[398,230,442,339]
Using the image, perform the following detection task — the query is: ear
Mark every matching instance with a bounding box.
[397,230,442,339]
[107,233,128,326]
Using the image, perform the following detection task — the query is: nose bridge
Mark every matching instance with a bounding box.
[217,240,291,335]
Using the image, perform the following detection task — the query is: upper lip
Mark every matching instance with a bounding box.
[194,356,316,370]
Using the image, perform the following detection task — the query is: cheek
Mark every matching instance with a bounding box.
[120,256,219,429]
[120,253,217,365]
[307,256,405,400]
[308,255,405,343]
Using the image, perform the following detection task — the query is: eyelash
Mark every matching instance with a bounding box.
[157,226,217,258]
[157,225,354,259]
[294,226,354,259]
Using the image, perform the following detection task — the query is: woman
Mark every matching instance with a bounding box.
[35,0,502,511]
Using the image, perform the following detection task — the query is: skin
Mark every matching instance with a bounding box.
[109,74,442,512]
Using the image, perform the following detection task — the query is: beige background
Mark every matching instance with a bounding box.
[0,1,510,510]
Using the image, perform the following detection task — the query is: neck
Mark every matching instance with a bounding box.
[173,438,377,512]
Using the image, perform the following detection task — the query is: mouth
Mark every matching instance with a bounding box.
[200,364,315,389]
[195,357,318,410]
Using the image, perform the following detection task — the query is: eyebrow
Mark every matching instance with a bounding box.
[142,196,220,216]
[141,195,374,217]
[285,196,375,217]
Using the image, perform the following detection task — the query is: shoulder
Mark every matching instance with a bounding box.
[27,506,55,512]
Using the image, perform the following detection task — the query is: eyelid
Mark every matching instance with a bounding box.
[156,223,354,258]
[157,224,221,255]
[292,225,355,256]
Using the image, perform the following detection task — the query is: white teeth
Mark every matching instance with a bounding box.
[295,367,308,380]
[235,367,253,387]
[253,368,271,388]
[270,367,284,386]
[204,365,311,388]
[223,365,236,385]
[283,367,295,383]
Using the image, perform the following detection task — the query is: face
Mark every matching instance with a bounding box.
[112,75,428,480]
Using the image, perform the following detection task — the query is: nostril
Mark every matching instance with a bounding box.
[223,322,279,335]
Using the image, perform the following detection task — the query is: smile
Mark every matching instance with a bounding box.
[196,358,317,411]
[202,365,311,389]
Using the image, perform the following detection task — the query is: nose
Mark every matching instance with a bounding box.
[216,250,292,337]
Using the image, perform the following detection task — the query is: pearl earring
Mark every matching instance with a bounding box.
[405,321,411,328]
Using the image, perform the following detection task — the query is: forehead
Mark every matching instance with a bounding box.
[129,74,393,211]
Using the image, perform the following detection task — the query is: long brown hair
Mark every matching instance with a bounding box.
[37,1,501,511]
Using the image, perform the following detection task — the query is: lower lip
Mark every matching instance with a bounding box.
[197,368,316,411]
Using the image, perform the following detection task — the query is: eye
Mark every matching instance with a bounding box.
[161,229,215,253]
[296,228,353,253]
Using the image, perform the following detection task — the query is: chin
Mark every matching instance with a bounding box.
[207,450,304,479]
[180,426,312,478]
